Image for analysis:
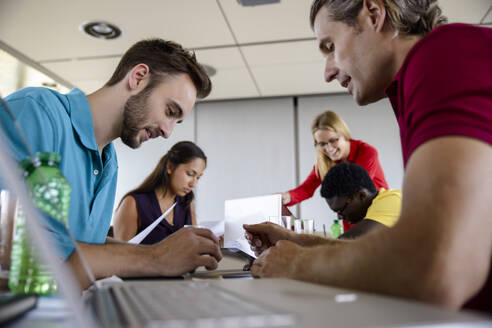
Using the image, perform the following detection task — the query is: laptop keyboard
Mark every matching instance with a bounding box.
[90,281,296,328]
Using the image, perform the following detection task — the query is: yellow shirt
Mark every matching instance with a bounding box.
[364,188,402,227]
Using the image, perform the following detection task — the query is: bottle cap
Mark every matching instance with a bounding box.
[18,152,60,176]
[37,152,61,166]
[19,157,39,177]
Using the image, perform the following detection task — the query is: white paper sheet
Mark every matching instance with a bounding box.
[223,194,282,258]
[197,220,225,237]
[128,202,176,244]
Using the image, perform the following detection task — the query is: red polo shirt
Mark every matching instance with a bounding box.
[385,23,492,313]
[386,23,492,166]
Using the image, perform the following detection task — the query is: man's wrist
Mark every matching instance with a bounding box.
[286,229,299,244]
[294,244,333,284]
[290,232,322,247]
[132,244,161,277]
[291,246,317,281]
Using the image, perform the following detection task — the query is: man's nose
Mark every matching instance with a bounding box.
[324,58,338,83]
[160,120,176,139]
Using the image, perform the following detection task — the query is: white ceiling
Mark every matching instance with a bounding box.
[0,0,491,101]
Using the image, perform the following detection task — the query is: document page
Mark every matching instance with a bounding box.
[223,194,282,258]
[128,202,176,244]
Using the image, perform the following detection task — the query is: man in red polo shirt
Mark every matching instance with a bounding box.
[246,0,492,313]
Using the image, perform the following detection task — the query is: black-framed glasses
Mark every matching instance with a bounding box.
[315,137,340,149]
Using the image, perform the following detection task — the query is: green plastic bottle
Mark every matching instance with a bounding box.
[330,219,343,239]
[8,152,71,295]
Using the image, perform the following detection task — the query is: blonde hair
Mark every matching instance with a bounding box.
[311,110,351,179]
[310,0,447,36]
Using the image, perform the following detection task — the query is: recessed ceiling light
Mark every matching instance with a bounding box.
[80,21,122,40]
[201,64,217,77]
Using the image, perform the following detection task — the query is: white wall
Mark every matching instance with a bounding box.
[112,93,404,231]
[194,97,297,222]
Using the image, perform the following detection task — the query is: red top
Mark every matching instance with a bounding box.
[288,139,388,231]
[385,23,492,313]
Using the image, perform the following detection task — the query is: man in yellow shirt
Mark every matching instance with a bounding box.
[244,163,401,257]
[321,162,401,239]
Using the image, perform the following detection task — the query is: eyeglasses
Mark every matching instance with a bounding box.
[334,197,351,216]
[315,137,340,149]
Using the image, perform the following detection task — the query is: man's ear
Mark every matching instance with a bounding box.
[357,189,371,202]
[127,64,150,91]
[361,0,387,32]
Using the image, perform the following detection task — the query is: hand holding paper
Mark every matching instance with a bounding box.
[223,194,282,258]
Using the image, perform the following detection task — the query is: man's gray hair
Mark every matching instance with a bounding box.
[310,0,447,36]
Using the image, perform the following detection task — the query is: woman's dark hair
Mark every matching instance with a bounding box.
[320,162,376,199]
[119,141,206,209]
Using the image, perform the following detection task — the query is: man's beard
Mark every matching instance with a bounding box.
[120,87,151,149]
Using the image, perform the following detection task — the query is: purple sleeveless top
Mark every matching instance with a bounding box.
[130,191,192,244]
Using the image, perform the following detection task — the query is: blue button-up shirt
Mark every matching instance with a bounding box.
[1,87,118,259]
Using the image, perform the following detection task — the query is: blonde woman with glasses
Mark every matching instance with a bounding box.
[281,110,388,231]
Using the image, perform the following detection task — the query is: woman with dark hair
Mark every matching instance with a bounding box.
[113,141,206,244]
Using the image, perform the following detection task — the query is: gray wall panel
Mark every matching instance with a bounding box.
[195,98,296,222]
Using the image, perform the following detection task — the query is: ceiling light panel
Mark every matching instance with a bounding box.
[194,47,259,100]
[241,40,345,96]
[0,0,234,62]
[218,0,313,43]
[42,57,119,83]
[481,5,492,24]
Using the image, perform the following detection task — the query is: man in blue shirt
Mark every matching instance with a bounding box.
[1,39,221,288]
